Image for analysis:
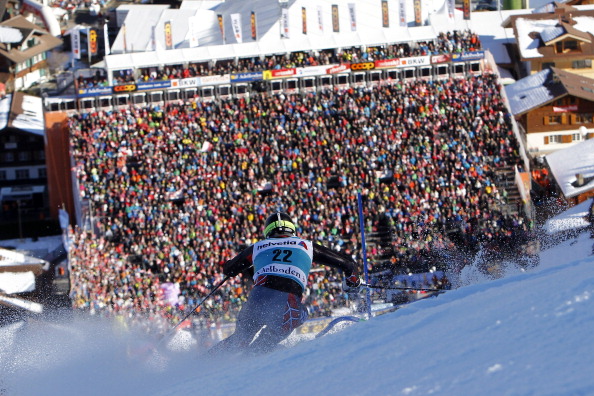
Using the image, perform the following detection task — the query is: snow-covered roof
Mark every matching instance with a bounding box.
[515,14,594,59]
[0,25,23,43]
[0,93,45,136]
[546,137,594,199]
[505,68,559,116]
[105,0,521,70]
[0,247,48,274]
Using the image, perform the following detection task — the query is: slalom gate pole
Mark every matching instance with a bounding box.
[357,192,372,319]
[361,283,447,293]
[158,275,230,345]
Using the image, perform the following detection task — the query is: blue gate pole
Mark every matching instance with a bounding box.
[357,192,372,319]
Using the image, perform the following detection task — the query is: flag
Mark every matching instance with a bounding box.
[103,23,110,55]
[217,14,225,43]
[332,4,339,33]
[414,0,422,26]
[231,13,242,43]
[447,0,455,21]
[348,3,356,31]
[398,0,406,27]
[88,27,98,56]
[71,26,81,59]
[122,23,128,52]
[317,5,323,32]
[302,7,307,35]
[382,0,389,28]
[251,11,257,40]
[281,7,289,38]
[188,16,199,48]
[463,0,471,20]
[164,20,173,50]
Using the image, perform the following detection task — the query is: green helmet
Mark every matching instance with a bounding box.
[264,212,296,238]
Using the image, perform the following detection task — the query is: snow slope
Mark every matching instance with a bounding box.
[1,230,594,396]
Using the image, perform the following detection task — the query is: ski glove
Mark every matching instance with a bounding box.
[344,274,362,291]
[223,261,241,278]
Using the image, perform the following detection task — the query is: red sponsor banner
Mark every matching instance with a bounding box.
[266,68,298,79]
[553,105,578,112]
[326,64,349,74]
[431,54,451,64]
[375,59,401,69]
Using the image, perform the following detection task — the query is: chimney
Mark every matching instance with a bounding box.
[576,173,584,186]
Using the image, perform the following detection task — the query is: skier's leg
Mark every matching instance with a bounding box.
[208,289,265,355]
[247,292,307,354]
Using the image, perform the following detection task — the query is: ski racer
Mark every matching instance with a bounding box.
[210,212,362,354]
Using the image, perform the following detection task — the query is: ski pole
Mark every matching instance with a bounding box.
[361,283,447,293]
[158,275,230,344]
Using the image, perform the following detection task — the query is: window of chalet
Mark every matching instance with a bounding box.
[572,59,592,69]
[575,113,593,123]
[15,169,30,179]
[542,62,555,70]
[18,151,31,161]
[555,39,580,54]
[546,115,563,124]
[572,133,582,141]
[545,134,572,145]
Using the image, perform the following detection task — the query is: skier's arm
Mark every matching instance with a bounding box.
[223,245,255,277]
[312,243,357,276]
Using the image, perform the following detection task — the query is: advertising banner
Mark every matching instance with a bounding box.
[332,4,339,32]
[164,21,173,50]
[463,0,471,20]
[399,0,406,27]
[281,7,290,38]
[77,86,112,97]
[348,3,356,31]
[317,5,323,32]
[414,0,422,26]
[302,7,307,35]
[188,16,200,48]
[231,13,242,44]
[251,11,257,40]
[382,0,389,28]
[431,54,451,64]
[451,51,484,62]
[395,56,431,68]
[171,78,200,88]
[326,64,350,74]
[71,26,81,60]
[447,0,455,21]
[217,14,225,42]
[88,27,98,56]
[263,68,298,79]
[230,72,263,83]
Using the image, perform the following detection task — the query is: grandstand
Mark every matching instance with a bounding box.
[42,0,538,331]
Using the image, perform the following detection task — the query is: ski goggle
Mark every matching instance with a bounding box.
[264,220,296,238]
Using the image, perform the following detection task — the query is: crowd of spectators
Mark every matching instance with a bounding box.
[120,29,481,86]
[67,62,534,334]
